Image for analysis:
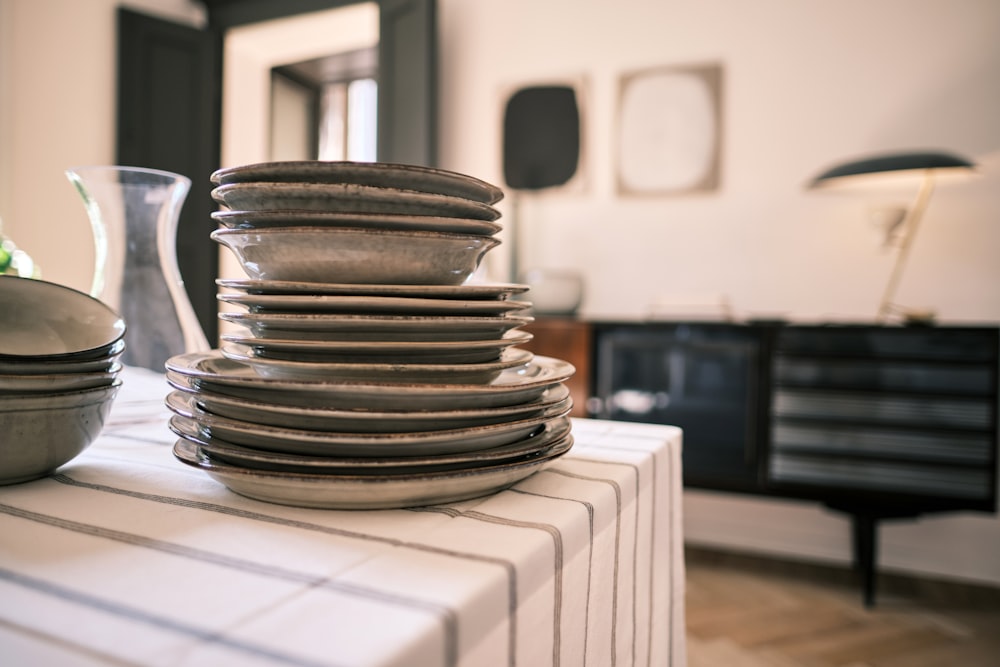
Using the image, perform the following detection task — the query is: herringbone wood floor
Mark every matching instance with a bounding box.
[685,547,1000,667]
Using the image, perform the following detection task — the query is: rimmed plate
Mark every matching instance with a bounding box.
[219,330,533,365]
[212,210,502,237]
[164,350,575,411]
[210,160,505,205]
[168,380,570,433]
[212,182,502,221]
[220,344,533,383]
[172,433,571,509]
[172,412,572,472]
[217,279,529,300]
[219,313,534,342]
[218,292,531,316]
[166,391,572,457]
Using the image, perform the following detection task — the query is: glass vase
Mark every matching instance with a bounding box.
[65,166,210,371]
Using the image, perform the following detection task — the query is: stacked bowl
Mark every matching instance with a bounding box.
[165,161,575,509]
[0,276,125,484]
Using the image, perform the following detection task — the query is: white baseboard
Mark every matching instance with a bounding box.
[682,489,1000,588]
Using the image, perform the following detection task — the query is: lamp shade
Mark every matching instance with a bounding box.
[808,150,976,189]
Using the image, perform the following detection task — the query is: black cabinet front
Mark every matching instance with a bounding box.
[588,320,999,606]
[768,326,998,510]
[591,323,765,490]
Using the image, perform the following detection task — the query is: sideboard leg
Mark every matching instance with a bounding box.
[852,512,879,608]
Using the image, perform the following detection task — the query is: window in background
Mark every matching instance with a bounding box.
[271,46,377,162]
[320,76,378,161]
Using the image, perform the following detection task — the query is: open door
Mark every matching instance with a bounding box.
[117,8,221,345]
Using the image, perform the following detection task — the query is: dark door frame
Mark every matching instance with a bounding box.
[118,0,438,344]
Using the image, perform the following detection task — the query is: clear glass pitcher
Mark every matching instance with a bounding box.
[65,166,210,370]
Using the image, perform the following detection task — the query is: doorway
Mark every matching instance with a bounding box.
[118,0,438,343]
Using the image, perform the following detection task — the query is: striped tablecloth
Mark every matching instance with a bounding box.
[0,366,686,667]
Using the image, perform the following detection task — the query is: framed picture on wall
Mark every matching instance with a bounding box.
[500,76,587,194]
[616,62,723,195]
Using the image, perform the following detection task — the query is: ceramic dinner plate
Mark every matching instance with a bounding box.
[171,411,572,472]
[172,433,571,510]
[164,350,575,411]
[212,210,502,237]
[218,292,531,316]
[212,182,502,221]
[210,160,505,205]
[168,380,570,433]
[219,313,534,342]
[166,390,572,457]
[220,344,533,383]
[217,279,529,300]
[219,331,533,365]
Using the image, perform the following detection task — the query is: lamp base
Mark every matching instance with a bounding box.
[880,303,937,326]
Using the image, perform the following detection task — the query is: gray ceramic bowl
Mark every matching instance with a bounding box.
[0,276,126,359]
[212,227,500,285]
[0,381,121,485]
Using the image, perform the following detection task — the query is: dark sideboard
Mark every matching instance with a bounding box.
[522,318,999,606]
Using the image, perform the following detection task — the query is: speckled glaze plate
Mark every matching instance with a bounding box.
[217,279,529,300]
[164,350,575,411]
[212,182,501,221]
[218,292,531,316]
[170,411,572,471]
[210,160,504,205]
[220,344,533,383]
[219,330,533,365]
[166,390,572,457]
[219,312,534,342]
[167,380,570,432]
[172,432,572,509]
[212,209,502,236]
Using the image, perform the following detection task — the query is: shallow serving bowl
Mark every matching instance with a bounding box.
[0,277,126,359]
[0,339,125,375]
[0,363,122,394]
[0,381,121,485]
[212,227,499,285]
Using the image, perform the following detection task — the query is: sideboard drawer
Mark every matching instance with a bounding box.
[767,326,998,505]
[773,389,993,430]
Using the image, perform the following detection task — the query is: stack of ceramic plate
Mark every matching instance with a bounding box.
[0,276,125,484]
[166,161,575,509]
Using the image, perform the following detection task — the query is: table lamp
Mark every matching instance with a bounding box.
[808,150,976,323]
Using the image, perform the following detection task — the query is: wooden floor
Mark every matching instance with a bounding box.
[684,547,1000,667]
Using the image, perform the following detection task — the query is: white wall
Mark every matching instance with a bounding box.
[435,0,1000,587]
[438,0,1000,325]
[2,0,999,586]
[0,0,204,293]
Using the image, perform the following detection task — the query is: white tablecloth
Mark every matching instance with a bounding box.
[0,366,685,666]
